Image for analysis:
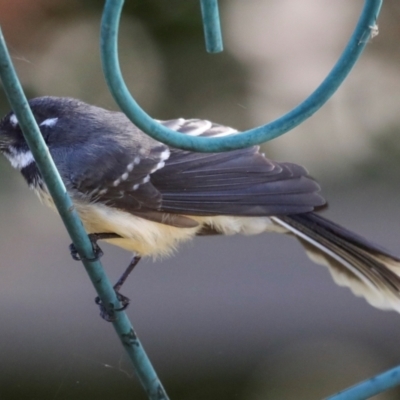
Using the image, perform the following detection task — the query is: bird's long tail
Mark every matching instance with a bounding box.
[272,213,400,312]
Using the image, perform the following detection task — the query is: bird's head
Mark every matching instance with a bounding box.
[0,96,101,171]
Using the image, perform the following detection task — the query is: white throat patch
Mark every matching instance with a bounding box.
[4,147,34,170]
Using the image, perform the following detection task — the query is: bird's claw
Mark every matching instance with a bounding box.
[69,234,104,262]
[95,292,131,322]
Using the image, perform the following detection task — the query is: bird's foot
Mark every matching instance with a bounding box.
[94,255,141,321]
[69,232,121,262]
[95,291,130,322]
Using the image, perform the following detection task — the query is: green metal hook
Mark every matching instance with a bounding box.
[101,0,382,152]
[200,0,223,53]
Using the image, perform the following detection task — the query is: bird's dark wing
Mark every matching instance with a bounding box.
[151,119,326,216]
[68,118,325,225]
[68,142,163,207]
[66,124,197,228]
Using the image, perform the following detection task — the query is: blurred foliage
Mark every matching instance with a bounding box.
[94,0,204,43]
[5,0,248,123]
[356,125,400,181]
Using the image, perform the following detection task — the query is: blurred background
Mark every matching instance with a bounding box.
[0,1,399,399]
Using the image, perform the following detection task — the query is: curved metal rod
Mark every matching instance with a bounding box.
[0,28,169,400]
[101,0,382,152]
[101,3,399,398]
[200,0,223,53]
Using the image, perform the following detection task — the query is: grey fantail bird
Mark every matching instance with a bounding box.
[1,96,399,314]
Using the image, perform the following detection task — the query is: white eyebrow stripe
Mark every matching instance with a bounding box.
[9,114,18,127]
[40,117,58,127]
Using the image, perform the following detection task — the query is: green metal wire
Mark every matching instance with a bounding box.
[101,0,382,152]
[200,0,223,53]
[326,366,400,400]
[0,28,169,400]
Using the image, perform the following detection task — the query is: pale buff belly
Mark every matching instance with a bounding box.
[33,187,287,258]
